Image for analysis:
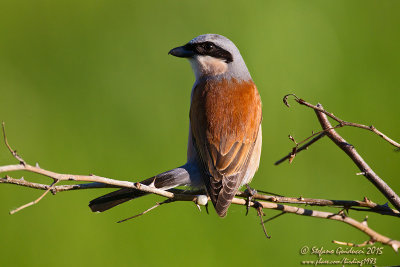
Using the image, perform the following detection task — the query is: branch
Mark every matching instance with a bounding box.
[117,199,173,223]
[0,175,119,193]
[9,180,59,215]
[2,175,398,217]
[1,118,400,250]
[276,95,400,165]
[283,94,400,149]
[314,104,400,211]
[2,122,26,165]
[2,165,400,250]
[231,198,400,252]
[0,163,176,198]
[236,192,399,217]
[277,96,400,211]
[274,132,325,165]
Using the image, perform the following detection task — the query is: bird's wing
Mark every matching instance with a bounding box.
[190,78,262,217]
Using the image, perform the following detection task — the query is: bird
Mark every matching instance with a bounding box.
[89,34,262,217]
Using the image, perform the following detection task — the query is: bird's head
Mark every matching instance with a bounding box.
[169,34,251,81]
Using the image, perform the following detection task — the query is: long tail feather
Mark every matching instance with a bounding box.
[88,165,197,212]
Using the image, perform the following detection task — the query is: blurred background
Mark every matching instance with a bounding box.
[0,0,399,266]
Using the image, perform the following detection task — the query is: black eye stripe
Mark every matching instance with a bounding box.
[184,42,233,63]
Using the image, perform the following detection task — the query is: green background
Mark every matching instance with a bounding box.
[0,0,399,266]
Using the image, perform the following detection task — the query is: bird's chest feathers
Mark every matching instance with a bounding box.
[190,79,261,146]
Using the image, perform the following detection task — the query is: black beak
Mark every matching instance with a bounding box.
[168,45,195,58]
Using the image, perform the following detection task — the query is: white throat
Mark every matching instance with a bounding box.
[189,56,228,80]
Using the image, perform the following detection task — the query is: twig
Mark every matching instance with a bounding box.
[117,199,173,223]
[279,95,400,211]
[9,180,59,214]
[277,94,400,165]
[275,132,326,165]
[332,239,374,247]
[0,163,175,198]
[254,201,270,239]
[235,192,399,217]
[283,94,400,148]
[0,176,119,193]
[2,122,26,165]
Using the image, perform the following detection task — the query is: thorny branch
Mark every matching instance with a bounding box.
[2,165,399,251]
[276,94,400,165]
[315,104,400,211]
[274,132,326,165]
[1,175,399,217]
[278,95,400,211]
[282,94,400,149]
[1,94,400,251]
[2,122,25,165]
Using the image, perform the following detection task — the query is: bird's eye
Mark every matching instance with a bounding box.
[203,42,214,51]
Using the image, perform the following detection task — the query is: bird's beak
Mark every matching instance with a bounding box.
[168,45,194,58]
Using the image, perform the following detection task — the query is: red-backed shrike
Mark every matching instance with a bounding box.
[89,34,262,217]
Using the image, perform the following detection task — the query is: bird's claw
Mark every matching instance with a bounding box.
[245,184,257,216]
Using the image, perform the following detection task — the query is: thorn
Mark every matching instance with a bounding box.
[149,176,157,187]
[289,147,297,164]
[288,135,297,144]
[338,209,347,218]
[35,162,40,168]
[363,197,372,204]
[364,197,376,205]
[362,216,368,226]
[356,172,366,176]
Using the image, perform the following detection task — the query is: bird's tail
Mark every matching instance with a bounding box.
[89,165,195,212]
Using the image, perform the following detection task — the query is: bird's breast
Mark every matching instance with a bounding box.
[190,78,262,154]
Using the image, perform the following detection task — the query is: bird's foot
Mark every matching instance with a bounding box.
[244,184,257,216]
